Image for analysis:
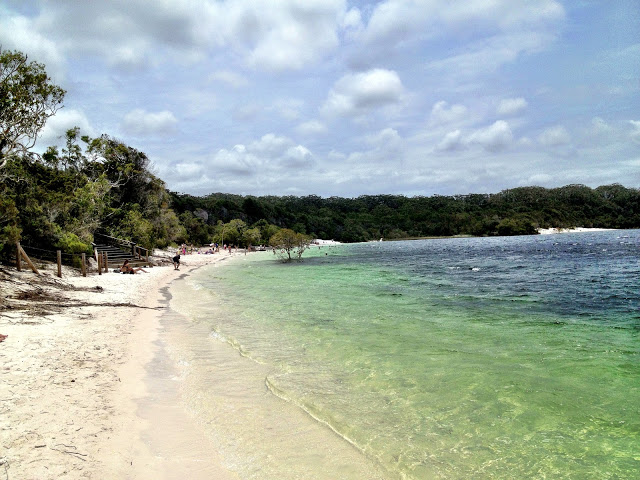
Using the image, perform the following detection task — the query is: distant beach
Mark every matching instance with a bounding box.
[536,227,615,235]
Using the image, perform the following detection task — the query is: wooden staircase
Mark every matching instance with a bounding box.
[92,233,153,269]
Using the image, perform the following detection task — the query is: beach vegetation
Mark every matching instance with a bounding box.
[269,228,311,261]
[170,184,640,243]
[0,49,65,170]
[53,231,92,255]
[243,227,262,248]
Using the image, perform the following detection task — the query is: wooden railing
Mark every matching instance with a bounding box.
[94,232,135,252]
[93,232,151,267]
[15,242,88,277]
[13,234,151,277]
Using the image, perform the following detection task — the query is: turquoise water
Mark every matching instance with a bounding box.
[173,231,639,479]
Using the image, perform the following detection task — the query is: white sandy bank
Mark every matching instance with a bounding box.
[0,251,238,479]
[536,227,616,235]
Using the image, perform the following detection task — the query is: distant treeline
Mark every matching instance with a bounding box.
[170,184,640,243]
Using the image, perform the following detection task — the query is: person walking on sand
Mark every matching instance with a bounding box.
[173,254,180,270]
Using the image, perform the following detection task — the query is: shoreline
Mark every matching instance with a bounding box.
[0,252,237,479]
[536,227,616,235]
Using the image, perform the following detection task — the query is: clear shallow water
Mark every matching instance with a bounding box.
[172,231,639,479]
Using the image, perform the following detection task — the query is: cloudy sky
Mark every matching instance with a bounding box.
[2,0,639,197]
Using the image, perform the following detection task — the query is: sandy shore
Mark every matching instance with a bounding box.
[0,251,239,479]
[536,227,615,235]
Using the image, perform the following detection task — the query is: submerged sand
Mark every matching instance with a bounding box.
[0,251,238,479]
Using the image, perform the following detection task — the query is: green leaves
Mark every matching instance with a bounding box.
[0,49,65,166]
[269,228,311,261]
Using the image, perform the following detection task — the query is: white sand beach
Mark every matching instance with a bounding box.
[0,251,239,479]
[536,227,615,235]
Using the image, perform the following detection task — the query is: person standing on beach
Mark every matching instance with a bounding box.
[173,254,180,270]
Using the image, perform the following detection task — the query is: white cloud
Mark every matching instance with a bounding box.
[208,133,313,174]
[366,127,402,148]
[271,99,304,121]
[518,137,534,147]
[232,104,262,122]
[1,0,349,74]
[363,0,564,44]
[108,42,151,71]
[427,31,557,77]
[296,120,328,136]
[526,173,553,185]
[122,109,177,136]
[538,125,571,146]
[209,70,249,88]
[321,68,404,117]
[342,7,364,33]
[173,161,205,181]
[436,130,464,151]
[429,101,468,125]
[37,109,96,148]
[222,0,345,71]
[282,145,314,167]
[629,120,640,144]
[0,14,65,79]
[360,0,564,72]
[590,117,612,136]
[497,97,528,116]
[23,1,204,71]
[250,133,293,156]
[468,120,514,151]
[210,144,259,175]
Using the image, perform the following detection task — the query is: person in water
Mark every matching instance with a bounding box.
[120,259,148,274]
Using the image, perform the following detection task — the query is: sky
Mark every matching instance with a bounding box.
[1,0,639,198]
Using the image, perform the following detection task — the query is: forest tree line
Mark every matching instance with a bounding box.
[169,184,640,244]
[1,48,639,262]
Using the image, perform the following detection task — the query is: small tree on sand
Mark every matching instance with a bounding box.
[269,228,310,262]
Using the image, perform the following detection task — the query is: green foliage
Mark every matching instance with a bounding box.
[0,190,19,252]
[253,219,280,245]
[0,49,65,167]
[269,228,311,261]
[212,219,247,246]
[114,209,154,249]
[54,230,92,255]
[496,217,537,236]
[243,227,261,247]
[1,224,21,253]
[170,185,640,242]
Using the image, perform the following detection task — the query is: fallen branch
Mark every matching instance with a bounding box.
[69,301,164,310]
[51,444,88,461]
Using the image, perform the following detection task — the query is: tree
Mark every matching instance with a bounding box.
[243,227,261,247]
[0,192,20,252]
[269,228,310,261]
[0,49,65,169]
